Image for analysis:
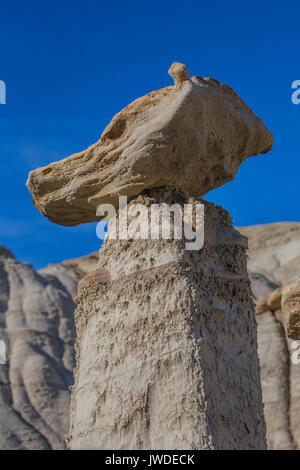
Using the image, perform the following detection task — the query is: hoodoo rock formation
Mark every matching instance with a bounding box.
[252,283,300,450]
[237,223,300,450]
[0,246,75,449]
[26,63,273,449]
[67,191,267,449]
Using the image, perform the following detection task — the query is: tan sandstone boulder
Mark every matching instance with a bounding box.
[26,63,272,226]
[282,278,300,340]
[255,287,283,314]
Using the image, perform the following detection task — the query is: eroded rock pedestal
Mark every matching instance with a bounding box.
[67,192,266,449]
[27,62,272,449]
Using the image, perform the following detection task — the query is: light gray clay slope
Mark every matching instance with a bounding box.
[27,63,272,450]
[39,252,98,297]
[238,222,300,289]
[237,222,300,343]
[236,224,300,450]
[0,245,76,450]
[26,62,272,226]
[256,309,295,449]
[67,192,266,450]
[255,302,300,450]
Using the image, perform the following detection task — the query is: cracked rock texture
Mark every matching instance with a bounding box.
[26,64,272,227]
[67,192,266,450]
[282,278,300,341]
[0,245,76,449]
[237,223,300,450]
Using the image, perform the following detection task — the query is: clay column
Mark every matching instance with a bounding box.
[27,62,272,449]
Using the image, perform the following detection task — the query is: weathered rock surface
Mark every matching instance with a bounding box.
[4,215,300,450]
[0,245,76,449]
[39,252,98,297]
[249,271,280,302]
[256,308,295,449]
[281,278,300,341]
[237,224,300,450]
[254,287,283,314]
[33,220,300,451]
[256,304,300,450]
[26,63,271,450]
[67,192,266,450]
[238,222,300,289]
[26,63,272,226]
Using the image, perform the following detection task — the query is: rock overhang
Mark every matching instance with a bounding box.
[26,62,273,226]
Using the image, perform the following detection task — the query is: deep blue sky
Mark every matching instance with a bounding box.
[0,1,299,269]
